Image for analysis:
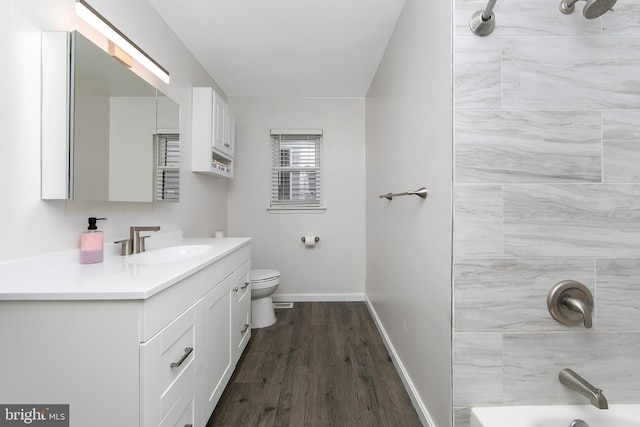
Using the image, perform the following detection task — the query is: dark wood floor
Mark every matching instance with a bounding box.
[206,302,422,427]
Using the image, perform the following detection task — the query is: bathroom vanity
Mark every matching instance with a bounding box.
[0,237,251,427]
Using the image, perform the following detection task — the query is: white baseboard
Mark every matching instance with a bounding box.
[365,296,435,427]
[272,293,365,302]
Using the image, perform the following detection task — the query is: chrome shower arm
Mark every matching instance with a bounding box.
[470,0,498,36]
[560,0,582,14]
[482,0,498,20]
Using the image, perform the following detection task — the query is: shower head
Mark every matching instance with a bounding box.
[583,0,617,18]
[559,0,617,19]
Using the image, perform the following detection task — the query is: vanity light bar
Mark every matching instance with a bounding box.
[108,41,133,68]
[75,0,170,84]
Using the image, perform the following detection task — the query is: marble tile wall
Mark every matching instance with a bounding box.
[453,0,640,425]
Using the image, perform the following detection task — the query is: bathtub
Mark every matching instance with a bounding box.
[470,404,640,427]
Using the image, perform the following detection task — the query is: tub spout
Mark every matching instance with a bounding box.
[559,368,608,409]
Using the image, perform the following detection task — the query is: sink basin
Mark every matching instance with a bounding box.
[124,245,213,265]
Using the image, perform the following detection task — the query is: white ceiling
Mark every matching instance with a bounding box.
[148,0,406,98]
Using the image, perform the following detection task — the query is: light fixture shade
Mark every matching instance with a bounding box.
[75,0,170,83]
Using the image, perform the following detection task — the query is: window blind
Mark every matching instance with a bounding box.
[270,132,322,207]
[154,133,180,202]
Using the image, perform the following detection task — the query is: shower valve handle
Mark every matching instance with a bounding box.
[547,280,594,329]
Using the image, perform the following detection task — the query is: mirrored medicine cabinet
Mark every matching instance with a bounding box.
[41,31,180,203]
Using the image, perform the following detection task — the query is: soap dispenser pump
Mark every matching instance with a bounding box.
[80,217,106,264]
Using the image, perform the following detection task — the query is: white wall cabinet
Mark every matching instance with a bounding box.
[226,112,236,159]
[0,244,251,427]
[192,87,235,178]
[213,94,227,153]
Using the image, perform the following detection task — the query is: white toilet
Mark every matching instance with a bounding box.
[250,269,280,328]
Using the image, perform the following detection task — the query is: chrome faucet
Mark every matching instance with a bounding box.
[559,368,608,409]
[115,226,161,255]
[129,226,160,254]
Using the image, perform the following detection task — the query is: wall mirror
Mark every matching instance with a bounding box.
[41,31,180,202]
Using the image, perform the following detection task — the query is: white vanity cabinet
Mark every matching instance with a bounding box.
[233,260,252,361]
[0,239,251,427]
[200,259,251,417]
[201,274,234,416]
[141,246,251,427]
[192,87,235,178]
[140,304,197,427]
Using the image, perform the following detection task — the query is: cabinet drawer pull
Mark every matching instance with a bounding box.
[241,281,250,290]
[170,347,193,368]
[184,425,193,427]
[241,324,250,334]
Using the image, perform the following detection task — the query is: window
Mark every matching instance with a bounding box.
[270,130,323,209]
[153,133,180,202]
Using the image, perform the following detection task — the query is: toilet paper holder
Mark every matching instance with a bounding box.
[301,236,320,243]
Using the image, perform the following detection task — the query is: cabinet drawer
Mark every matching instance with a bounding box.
[236,308,251,356]
[158,370,195,427]
[141,304,196,427]
[232,260,251,362]
[235,260,251,302]
[236,287,251,326]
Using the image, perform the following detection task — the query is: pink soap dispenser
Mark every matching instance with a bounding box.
[80,217,106,264]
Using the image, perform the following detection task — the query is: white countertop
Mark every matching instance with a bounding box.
[0,237,251,301]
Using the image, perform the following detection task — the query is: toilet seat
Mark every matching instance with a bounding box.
[250,269,280,283]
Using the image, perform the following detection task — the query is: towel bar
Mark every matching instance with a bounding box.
[379,187,428,201]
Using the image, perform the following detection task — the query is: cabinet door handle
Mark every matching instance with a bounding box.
[170,347,193,368]
[184,425,193,427]
[233,286,239,293]
[241,282,250,290]
[241,324,250,334]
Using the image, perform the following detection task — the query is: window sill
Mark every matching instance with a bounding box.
[267,206,326,214]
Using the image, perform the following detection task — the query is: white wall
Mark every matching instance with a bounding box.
[227,97,366,299]
[365,0,453,425]
[1,0,228,261]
